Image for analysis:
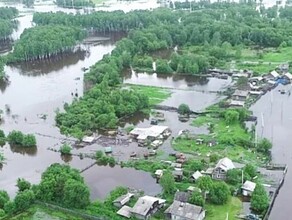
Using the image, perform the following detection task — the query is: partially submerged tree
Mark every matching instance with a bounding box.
[178,104,191,115]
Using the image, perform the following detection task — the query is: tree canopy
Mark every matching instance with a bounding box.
[35,163,90,208]
[9,25,86,62]
[251,184,269,214]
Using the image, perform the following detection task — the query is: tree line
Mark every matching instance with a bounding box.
[0,7,18,41]
[55,0,95,9]
[8,25,86,62]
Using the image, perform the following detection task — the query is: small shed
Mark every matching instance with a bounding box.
[269,70,280,79]
[232,90,249,101]
[230,100,245,107]
[187,186,202,193]
[82,136,95,143]
[284,72,292,81]
[242,180,256,196]
[191,171,203,182]
[113,193,134,208]
[172,169,183,181]
[104,146,112,153]
[155,169,163,179]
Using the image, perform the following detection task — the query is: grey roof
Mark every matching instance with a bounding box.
[215,157,235,171]
[174,191,190,203]
[242,180,256,192]
[233,90,249,97]
[117,206,132,218]
[131,196,165,217]
[113,193,134,205]
[165,201,204,220]
[172,169,183,176]
[191,171,203,180]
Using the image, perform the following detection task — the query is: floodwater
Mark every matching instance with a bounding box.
[250,84,292,220]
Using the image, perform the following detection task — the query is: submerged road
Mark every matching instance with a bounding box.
[250,84,292,220]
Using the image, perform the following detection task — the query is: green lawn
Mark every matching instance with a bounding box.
[128,84,172,105]
[261,47,292,62]
[205,197,242,220]
[7,205,83,220]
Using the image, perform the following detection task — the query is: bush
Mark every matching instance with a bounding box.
[251,184,269,214]
[7,131,23,145]
[178,104,191,115]
[60,143,72,155]
[209,181,229,205]
[16,178,31,192]
[188,191,205,207]
[95,150,104,159]
[22,134,36,147]
[3,201,15,215]
[0,190,9,209]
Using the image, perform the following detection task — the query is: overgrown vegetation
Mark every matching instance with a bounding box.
[7,131,36,147]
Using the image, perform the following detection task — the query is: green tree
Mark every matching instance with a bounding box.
[7,131,23,145]
[0,191,9,209]
[226,169,242,185]
[160,171,175,195]
[196,176,213,192]
[257,138,272,153]
[22,134,36,147]
[244,164,257,179]
[209,181,230,205]
[178,104,191,115]
[14,190,35,212]
[60,143,72,155]
[251,184,269,214]
[63,179,90,208]
[3,201,15,215]
[224,110,240,125]
[188,191,205,207]
[16,178,31,192]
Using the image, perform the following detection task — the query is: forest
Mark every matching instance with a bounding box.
[30,3,292,136]
[8,25,86,62]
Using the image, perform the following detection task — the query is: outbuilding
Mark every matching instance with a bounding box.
[241,180,256,196]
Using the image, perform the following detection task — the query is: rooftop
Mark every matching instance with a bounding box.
[215,157,235,171]
[165,201,204,220]
[192,171,203,180]
[233,90,249,97]
[230,100,245,107]
[130,125,169,140]
[131,196,165,216]
[117,205,132,218]
[242,180,256,192]
[113,193,134,205]
[270,70,279,78]
[174,191,190,203]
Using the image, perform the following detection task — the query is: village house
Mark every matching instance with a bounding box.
[232,90,249,101]
[241,180,256,197]
[267,70,280,80]
[191,171,203,182]
[113,193,134,208]
[173,169,183,181]
[131,196,166,220]
[165,201,206,220]
[130,125,170,146]
[283,72,292,83]
[229,100,245,108]
[117,206,132,218]
[155,169,163,179]
[212,157,235,180]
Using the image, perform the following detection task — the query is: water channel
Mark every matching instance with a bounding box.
[0,2,290,217]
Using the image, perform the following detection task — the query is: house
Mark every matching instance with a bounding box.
[229,100,245,107]
[283,72,292,82]
[268,70,280,79]
[242,180,256,196]
[113,193,134,208]
[131,196,166,220]
[232,90,249,101]
[130,126,170,145]
[191,171,203,182]
[117,205,132,218]
[173,169,183,181]
[174,191,190,203]
[212,157,235,180]
[165,201,206,220]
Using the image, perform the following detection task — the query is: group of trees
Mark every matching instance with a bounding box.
[7,130,36,147]
[0,7,18,41]
[9,25,86,62]
[226,164,257,186]
[56,77,149,138]
[35,163,90,208]
[55,0,94,8]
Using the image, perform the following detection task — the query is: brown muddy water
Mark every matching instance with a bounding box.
[0,0,230,201]
[250,84,292,220]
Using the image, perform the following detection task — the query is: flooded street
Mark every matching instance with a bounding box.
[250,84,292,220]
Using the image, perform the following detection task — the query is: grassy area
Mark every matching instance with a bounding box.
[128,84,172,105]
[205,197,242,220]
[261,47,292,62]
[235,63,277,75]
[7,205,83,220]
